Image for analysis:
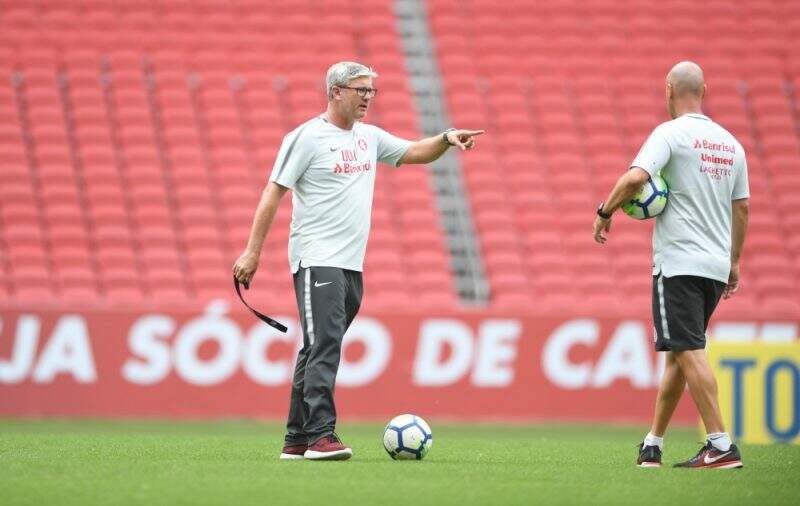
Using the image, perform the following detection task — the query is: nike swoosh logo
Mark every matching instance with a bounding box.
[314,281,332,287]
[703,451,731,464]
[329,146,339,152]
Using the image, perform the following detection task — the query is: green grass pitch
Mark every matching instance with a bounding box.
[1,419,798,506]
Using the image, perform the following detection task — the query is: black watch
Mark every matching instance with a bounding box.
[442,128,456,146]
[596,202,612,220]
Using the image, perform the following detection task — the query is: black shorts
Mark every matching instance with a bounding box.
[652,274,725,352]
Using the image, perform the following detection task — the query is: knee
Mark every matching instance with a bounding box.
[674,350,716,380]
[673,349,700,369]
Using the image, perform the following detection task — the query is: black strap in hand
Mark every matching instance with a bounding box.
[233,276,288,333]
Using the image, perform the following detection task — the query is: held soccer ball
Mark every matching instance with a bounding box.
[383,414,433,460]
[622,175,669,220]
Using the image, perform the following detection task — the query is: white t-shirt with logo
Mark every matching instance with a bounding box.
[630,113,750,283]
[269,116,411,273]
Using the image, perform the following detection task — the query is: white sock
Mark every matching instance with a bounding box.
[707,432,732,451]
[643,432,664,450]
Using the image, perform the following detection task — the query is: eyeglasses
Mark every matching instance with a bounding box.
[338,86,378,98]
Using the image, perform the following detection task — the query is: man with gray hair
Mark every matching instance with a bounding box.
[233,61,483,460]
[593,61,749,469]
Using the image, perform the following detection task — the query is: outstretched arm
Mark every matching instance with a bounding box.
[232,181,289,285]
[399,129,484,165]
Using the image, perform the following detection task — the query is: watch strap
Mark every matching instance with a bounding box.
[442,128,456,146]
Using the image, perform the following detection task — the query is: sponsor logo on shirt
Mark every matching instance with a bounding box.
[694,138,736,180]
[699,165,733,179]
[694,138,736,154]
[333,147,372,174]
[333,161,372,174]
[700,153,734,166]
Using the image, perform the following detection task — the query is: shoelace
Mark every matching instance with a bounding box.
[690,441,713,461]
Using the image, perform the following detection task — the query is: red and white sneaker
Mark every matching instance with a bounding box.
[304,434,353,461]
[673,442,743,469]
[279,443,308,460]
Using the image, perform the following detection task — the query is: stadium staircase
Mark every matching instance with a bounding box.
[394,0,489,304]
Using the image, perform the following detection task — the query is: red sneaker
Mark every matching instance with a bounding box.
[304,434,353,461]
[279,443,308,460]
[674,442,743,469]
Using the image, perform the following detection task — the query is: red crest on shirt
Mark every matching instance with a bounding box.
[358,138,368,151]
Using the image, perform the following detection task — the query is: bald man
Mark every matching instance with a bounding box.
[592,61,749,469]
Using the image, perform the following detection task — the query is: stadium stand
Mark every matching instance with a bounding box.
[0,0,455,311]
[428,0,800,316]
[1,0,798,318]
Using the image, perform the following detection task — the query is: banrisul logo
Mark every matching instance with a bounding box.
[333,147,372,174]
[333,161,372,174]
[693,138,736,154]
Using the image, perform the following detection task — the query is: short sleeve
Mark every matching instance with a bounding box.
[732,151,750,200]
[630,125,672,177]
[374,126,412,167]
[269,128,315,189]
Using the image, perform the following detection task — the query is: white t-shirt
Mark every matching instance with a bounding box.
[630,113,749,283]
[269,116,411,273]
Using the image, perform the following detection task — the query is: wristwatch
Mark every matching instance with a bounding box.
[442,128,457,146]
[596,202,612,220]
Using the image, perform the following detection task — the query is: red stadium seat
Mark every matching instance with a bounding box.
[0,0,795,317]
[425,0,799,313]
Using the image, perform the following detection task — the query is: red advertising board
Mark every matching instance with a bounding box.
[1,302,796,424]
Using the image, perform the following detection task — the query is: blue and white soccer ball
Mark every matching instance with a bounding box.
[622,174,669,220]
[383,414,433,460]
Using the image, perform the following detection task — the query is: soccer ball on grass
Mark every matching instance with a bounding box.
[383,414,433,460]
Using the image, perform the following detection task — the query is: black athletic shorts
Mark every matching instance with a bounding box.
[652,274,726,352]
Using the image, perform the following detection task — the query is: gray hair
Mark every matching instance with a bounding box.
[325,61,378,100]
